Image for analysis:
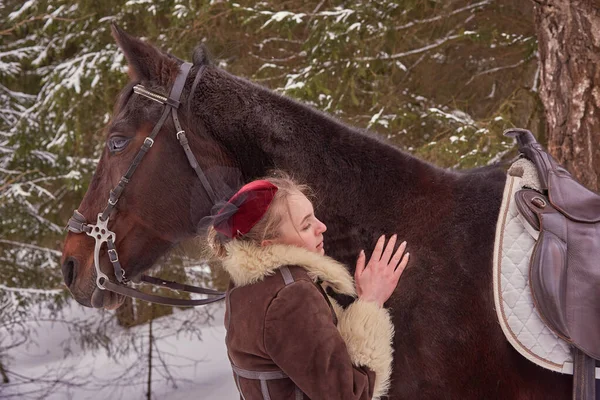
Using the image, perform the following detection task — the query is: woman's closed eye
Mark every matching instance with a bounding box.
[301,223,311,231]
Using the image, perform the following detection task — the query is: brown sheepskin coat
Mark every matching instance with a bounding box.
[221,241,395,400]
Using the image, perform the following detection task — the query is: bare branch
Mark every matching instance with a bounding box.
[0,284,63,295]
[0,239,62,257]
[466,58,529,85]
[357,34,464,61]
[394,1,492,31]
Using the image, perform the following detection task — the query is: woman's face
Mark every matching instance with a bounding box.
[267,191,327,255]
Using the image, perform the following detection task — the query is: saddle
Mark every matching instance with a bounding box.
[506,129,600,399]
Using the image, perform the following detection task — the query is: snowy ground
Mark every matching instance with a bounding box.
[3,301,238,399]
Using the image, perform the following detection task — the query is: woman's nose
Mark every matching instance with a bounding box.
[317,220,327,234]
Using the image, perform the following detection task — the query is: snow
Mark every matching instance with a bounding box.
[347,22,361,33]
[4,302,238,399]
[368,107,384,128]
[0,284,62,295]
[8,0,36,21]
[260,11,306,29]
[125,0,153,5]
[319,9,355,24]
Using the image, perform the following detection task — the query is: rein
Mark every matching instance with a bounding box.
[67,62,225,307]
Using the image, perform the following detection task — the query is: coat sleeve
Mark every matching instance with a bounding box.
[264,280,394,400]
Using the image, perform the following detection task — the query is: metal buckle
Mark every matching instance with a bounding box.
[176,130,185,140]
[108,248,119,263]
[144,137,154,147]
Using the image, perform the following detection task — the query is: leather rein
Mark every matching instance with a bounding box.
[67,62,225,307]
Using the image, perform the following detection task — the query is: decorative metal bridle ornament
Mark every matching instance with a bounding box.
[67,62,225,307]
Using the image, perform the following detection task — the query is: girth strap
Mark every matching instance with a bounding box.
[572,347,596,400]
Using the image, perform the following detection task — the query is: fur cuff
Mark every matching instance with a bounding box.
[337,300,394,400]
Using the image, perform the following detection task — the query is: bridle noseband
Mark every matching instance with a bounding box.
[67,62,225,307]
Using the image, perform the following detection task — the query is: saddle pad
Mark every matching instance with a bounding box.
[493,159,600,377]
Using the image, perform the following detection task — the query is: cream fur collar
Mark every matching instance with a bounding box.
[221,241,356,297]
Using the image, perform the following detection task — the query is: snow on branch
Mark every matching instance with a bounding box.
[0,84,36,101]
[0,239,62,257]
[357,33,465,61]
[7,0,37,21]
[394,1,491,31]
[0,284,63,295]
[466,58,530,85]
[0,46,43,77]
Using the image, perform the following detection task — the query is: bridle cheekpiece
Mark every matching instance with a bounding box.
[67,62,224,307]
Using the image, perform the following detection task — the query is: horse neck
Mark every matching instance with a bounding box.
[197,69,450,193]
[195,70,457,262]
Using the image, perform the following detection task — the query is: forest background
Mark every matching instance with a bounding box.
[2,0,599,398]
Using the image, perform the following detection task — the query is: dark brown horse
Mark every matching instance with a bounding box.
[61,26,572,398]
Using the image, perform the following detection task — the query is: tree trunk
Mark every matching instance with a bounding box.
[533,0,600,191]
[146,306,154,400]
[0,360,9,384]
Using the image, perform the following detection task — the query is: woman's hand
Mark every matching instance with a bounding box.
[355,234,409,307]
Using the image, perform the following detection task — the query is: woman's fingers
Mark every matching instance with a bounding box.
[355,250,366,278]
[370,235,386,264]
[380,234,397,265]
[394,252,410,278]
[389,241,407,267]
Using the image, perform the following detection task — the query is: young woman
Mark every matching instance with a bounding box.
[207,175,409,400]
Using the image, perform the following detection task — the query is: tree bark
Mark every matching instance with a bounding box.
[533,0,600,191]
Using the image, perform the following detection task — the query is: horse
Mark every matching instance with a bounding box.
[60,25,572,399]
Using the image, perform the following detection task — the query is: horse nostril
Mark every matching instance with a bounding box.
[61,257,78,288]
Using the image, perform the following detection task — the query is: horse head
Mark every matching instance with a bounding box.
[61,25,239,309]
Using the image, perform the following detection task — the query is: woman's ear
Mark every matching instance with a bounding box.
[261,239,274,247]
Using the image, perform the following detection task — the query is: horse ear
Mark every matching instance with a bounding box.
[192,44,212,66]
[111,23,178,84]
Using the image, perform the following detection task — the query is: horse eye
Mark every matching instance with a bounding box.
[108,136,130,152]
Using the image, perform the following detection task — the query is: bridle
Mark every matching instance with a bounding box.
[67,62,225,307]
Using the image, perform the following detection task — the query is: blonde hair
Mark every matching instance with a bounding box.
[206,172,311,258]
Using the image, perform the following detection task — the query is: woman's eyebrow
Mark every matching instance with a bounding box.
[299,213,312,225]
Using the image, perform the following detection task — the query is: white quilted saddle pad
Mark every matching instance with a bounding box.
[493,159,599,377]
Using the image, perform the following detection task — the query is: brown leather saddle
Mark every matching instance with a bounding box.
[506,128,599,399]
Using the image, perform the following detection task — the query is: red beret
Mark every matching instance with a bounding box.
[214,180,278,239]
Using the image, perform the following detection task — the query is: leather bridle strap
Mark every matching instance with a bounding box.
[103,279,225,307]
[101,62,194,221]
[140,274,224,296]
[134,64,218,204]
[181,65,220,202]
[67,61,225,307]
